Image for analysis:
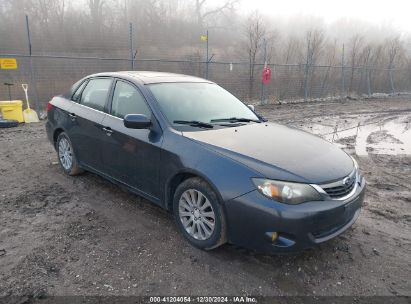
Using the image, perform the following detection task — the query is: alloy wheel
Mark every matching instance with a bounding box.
[178,189,216,240]
[58,137,73,170]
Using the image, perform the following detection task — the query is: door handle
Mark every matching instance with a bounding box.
[69,113,76,121]
[102,127,113,136]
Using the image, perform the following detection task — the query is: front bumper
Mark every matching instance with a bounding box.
[225,177,366,253]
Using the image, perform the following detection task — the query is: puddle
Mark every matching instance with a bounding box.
[301,115,411,156]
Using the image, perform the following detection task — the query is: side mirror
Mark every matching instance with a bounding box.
[124,114,151,129]
[248,104,255,111]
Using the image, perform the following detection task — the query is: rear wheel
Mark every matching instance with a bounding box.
[56,132,83,176]
[173,177,227,250]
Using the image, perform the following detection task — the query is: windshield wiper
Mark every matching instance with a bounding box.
[173,120,214,129]
[210,117,261,123]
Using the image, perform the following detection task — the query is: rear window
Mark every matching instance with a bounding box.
[71,80,88,102]
[62,79,83,99]
[80,78,112,111]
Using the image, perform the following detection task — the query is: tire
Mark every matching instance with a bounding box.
[0,119,18,128]
[56,132,84,176]
[173,177,227,250]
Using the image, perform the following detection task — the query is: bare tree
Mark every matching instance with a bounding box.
[367,43,384,92]
[282,36,303,64]
[88,0,105,37]
[276,36,303,99]
[348,34,364,93]
[320,39,338,96]
[244,11,266,99]
[264,30,279,63]
[24,0,65,30]
[304,29,325,65]
[386,37,404,68]
[385,37,404,93]
[194,0,238,29]
[1,0,411,100]
[356,43,373,94]
[304,28,325,98]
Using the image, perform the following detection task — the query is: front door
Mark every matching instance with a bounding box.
[100,80,162,199]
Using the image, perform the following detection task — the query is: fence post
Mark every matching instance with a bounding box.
[129,22,134,70]
[319,64,331,97]
[205,30,209,79]
[303,37,310,101]
[389,68,395,94]
[366,67,371,97]
[260,38,267,105]
[341,44,345,98]
[25,15,40,115]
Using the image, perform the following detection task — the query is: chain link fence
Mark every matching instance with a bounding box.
[1,54,411,114]
[2,12,411,114]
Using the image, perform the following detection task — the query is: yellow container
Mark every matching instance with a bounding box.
[0,100,24,123]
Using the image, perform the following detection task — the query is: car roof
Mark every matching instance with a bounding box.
[88,71,214,84]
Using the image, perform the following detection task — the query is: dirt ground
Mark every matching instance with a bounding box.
[0,97,410,299]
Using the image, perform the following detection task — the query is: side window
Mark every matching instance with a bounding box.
[80,78,112,111]
[71,80,87,102]
[111,81,151,119]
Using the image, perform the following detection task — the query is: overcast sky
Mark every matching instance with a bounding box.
[239,0,411,34]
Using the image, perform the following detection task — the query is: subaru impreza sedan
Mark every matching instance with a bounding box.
[46,71,366,253]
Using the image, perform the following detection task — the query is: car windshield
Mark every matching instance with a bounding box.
[148,82,259,127]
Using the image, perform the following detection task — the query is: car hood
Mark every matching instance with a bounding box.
[182,122,354,184]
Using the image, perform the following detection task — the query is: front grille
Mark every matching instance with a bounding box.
[321,171,356,199]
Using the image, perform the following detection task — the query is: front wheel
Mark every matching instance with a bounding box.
[173,177,227,250]
[56,132,83,176]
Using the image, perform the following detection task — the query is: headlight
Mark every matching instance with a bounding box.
[351,156,363,184]
[252,178,322,204]
[351,156,358,170]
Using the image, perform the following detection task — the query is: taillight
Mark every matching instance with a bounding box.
[46,101,53,113]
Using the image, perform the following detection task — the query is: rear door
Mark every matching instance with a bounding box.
[100,79,162,199]
[49,79,88,138]
[67,77,113,172]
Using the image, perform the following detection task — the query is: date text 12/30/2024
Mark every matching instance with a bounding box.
[149,296,258,303]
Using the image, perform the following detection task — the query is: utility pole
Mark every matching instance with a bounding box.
[366,67,371,97]
[25,15,40,115]
[303,37,311,101]
[341,43,345,98]
[205,30,209,79]
[129,22,134,70]
[389,66,395,94]
[260,38,267,104]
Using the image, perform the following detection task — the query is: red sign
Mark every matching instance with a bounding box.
[262,66,272,85]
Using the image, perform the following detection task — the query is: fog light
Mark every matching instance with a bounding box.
[265,231,280,243]
[265,232,296,247]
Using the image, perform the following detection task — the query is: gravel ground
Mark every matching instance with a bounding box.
[0,97,410,299]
